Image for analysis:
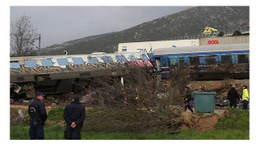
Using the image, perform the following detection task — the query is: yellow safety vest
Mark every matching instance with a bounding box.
[242,89,249,101]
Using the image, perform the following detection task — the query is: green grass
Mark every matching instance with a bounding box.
[10,108,249,140]
[10,125,249,140]
[216,108,249,130]
[47,106,64,122]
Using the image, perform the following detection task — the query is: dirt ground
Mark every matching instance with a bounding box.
[10,104,54,112]
[181,109,225,131]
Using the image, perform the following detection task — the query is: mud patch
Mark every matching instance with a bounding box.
[181,110,225,131]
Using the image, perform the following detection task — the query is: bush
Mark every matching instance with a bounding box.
[233,30,242,36]
[83,107,180,134]
[218,31,224,36]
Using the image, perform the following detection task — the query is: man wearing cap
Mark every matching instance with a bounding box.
[63,95,86,140]
[28,92,48,140]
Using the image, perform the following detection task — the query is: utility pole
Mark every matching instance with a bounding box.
[37,34,41,56]
[38,34,41,50]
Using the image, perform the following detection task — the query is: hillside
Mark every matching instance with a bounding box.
[39,32,116,54]
[39,6,249,55]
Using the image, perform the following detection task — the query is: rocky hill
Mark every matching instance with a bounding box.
[39,6,249,55]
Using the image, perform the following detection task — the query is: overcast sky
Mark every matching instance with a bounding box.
[10,6,191,48]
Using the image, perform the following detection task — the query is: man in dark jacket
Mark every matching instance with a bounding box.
[28,92,48,140]
[227,85,240,108]
[184,86,193,113]
[63,95,86,140]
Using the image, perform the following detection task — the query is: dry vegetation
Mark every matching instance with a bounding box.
[78,67,188,133]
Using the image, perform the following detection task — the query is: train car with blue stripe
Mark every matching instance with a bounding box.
[151,43,249,79]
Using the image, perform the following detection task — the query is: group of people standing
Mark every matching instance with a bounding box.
[28,92,85,140]
[227,84,249,109]
[183,84,250,113]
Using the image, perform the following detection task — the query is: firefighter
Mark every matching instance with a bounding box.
[242,85,249,109]
[28,92,48,140]
[227,85,240,108]
[63,95,86,140]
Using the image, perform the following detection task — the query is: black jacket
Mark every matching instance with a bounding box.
[227,87,240,101]
[28,98,48,124]
[63,101,86,126]
[184,90,192,103]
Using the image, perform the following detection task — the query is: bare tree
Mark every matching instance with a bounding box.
[10,15,38,56]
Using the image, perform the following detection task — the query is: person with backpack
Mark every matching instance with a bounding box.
[28,92,48,140]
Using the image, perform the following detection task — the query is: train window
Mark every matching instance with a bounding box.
[140,54,149,61]
[190,56,200,65]
[72,57,84,65]
[10,62,20,69]
[88,57,99,64]
[116,55,127,63]
[206,56,216,65]
[41,59,53,67]
[168,59,173,67]
[57,58,69,66]
[25,60,37,68]
[237,54,249,63]
[129,55,137,62]
[221,55,232,64]
[102,56,113,63]
[179,57,185,66]
[161,58,167,67]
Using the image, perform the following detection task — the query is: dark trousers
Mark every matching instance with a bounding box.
[65,124,82,140]
[242,100,249,109]
[184,102,193,113]
[29,120,44,140]
[229,100,237,108]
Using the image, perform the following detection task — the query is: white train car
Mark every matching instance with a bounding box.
[10,52,152,98]
[118,39,199,53]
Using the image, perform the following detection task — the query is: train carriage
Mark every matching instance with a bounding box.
[10,52,152,98]
[151,43,249,79]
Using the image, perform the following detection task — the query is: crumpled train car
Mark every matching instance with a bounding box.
[10,52,152,98]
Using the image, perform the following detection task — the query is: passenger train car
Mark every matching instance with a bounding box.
[10,52,152,98]
[151,43,249,79]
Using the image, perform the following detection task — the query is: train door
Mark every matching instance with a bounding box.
[160,57,170,79]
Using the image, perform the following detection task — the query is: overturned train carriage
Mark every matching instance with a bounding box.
[10,52,152,98]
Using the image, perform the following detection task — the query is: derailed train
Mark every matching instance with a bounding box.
[10,43,249,98]
[10,52,153,98]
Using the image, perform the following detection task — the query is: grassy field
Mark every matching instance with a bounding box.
[10,108,249,140]
[10,125,249,140]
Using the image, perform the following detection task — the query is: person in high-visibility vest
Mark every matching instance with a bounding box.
[242,85,249,110]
